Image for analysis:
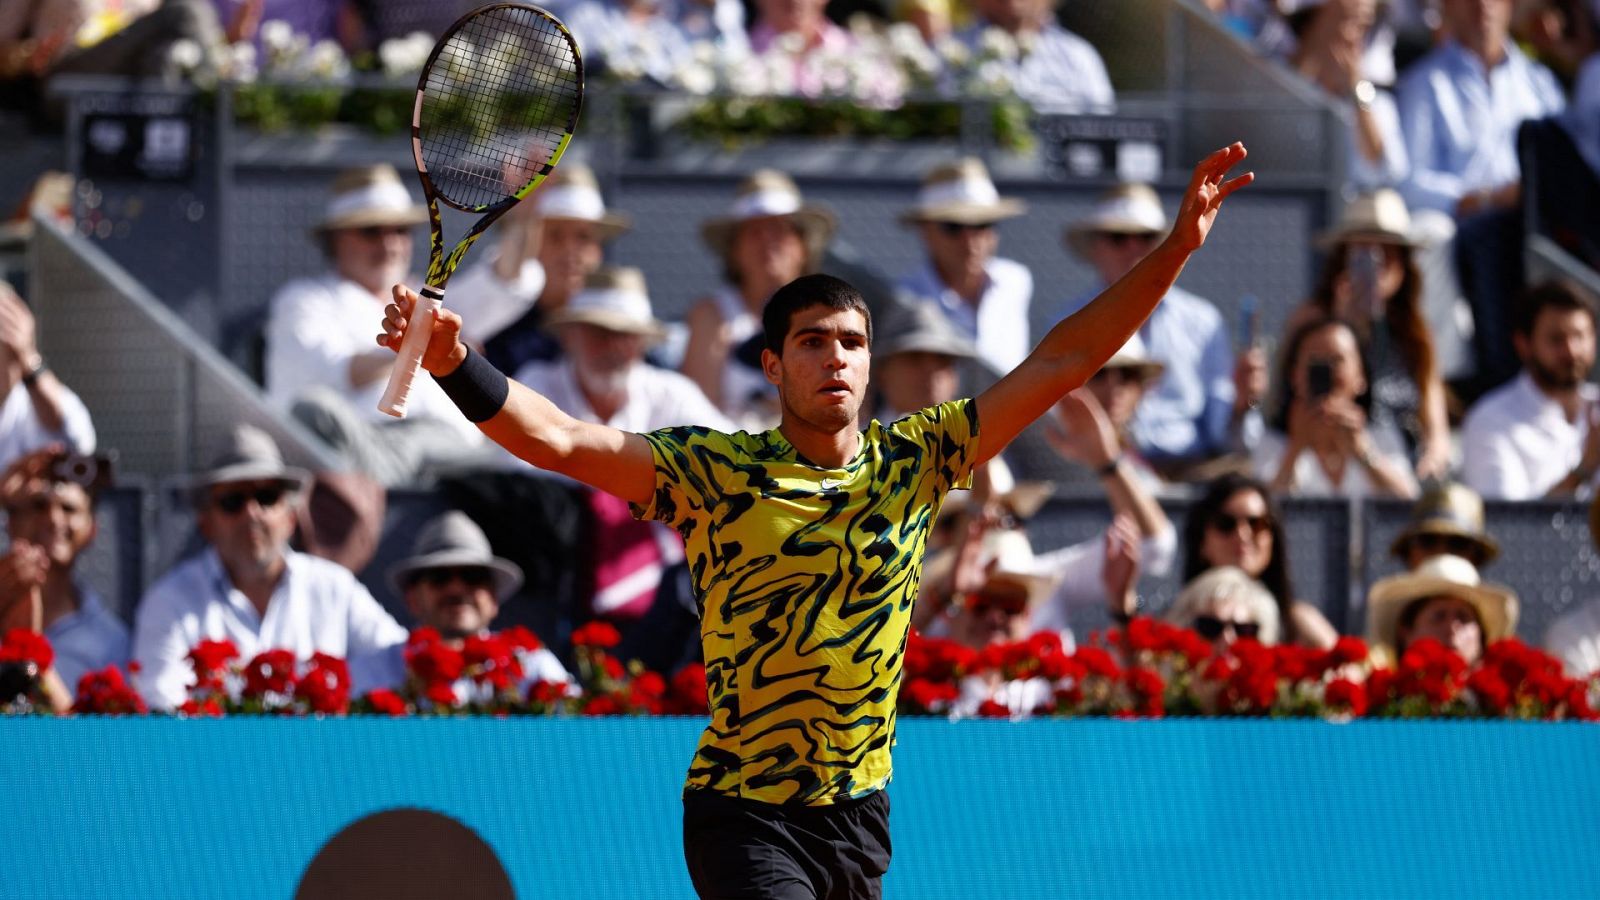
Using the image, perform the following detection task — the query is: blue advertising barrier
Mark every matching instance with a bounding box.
[4,718,1598,899]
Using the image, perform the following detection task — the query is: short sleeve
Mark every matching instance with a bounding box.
[890,398,981,495]
[629,426,733,533]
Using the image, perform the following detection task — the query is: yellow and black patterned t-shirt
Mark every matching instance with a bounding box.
[633,399,980,806]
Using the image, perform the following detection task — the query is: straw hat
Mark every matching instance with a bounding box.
[1099,332,1165,383]
[700,170,837,266]
[1316,188,1417,248]
[543,266,667,340]
[1064,183,1168,258]
[898,157,1027,226]
[876,301,978,361]
[532,163,631,241]
[1365,554,1519,654]
[187,424,310,502]
[1389,482,1499,565]
[310,164,428,234]
[386,511,523,601]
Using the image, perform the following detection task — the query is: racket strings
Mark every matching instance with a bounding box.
[419,5,581,211]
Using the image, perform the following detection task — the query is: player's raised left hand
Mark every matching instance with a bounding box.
[1167,142,1253,254]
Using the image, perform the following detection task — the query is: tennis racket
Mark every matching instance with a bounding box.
[379,2,584,417]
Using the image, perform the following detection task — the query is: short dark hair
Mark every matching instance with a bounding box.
[1513,279,1597,337]
[761,274,872,356]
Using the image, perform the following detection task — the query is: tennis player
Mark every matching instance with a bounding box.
[378,144,1252,899]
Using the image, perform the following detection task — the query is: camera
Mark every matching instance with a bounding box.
[1307,359,1334,399]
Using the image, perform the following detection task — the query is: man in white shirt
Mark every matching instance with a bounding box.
[893,157,1032,376]
[264,163,500,486]
[961,0,1115,114]
[1461,279,1600,500]
[133,425,406,710]
[0,448,127,691]
[1059,183,1239,473]
[350,510,570,695]
[0,281,95,473]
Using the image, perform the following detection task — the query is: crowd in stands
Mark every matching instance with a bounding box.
[5,0,1600,716]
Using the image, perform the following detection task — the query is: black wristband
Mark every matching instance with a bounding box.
[20,356,45,388]
[1097,454,1123,478]
[431,347,508,423]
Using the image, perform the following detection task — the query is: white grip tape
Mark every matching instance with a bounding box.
[377,289,443,418]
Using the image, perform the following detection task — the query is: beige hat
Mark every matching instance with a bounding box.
[186,424,310,503]
[532,163,631,241]
[1064,183,1168,258]
[543,266,667,340]
[899,157,1027,226]
[1389,482,1499,565]
[1366,554,1519,654]
[876,301,978,360]
[700,170,837,267]
[925,526,1054,612]
[386,511,523,601]
[1317,188,1417,248]
[311,164,428,234]
[1100,332,1165,383]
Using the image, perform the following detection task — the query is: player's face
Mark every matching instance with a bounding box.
[539,219,604,306]
[406,567,499,640]
[197,480,296,578]
[765,306,871,434]
[5,480,95,569]
[331,224,413,295]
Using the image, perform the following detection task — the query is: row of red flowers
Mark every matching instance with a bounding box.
[2,619,1596,721]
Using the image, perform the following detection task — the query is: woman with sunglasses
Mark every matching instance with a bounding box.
[1277,190,1449,481]
[1166,565,1281,651]
[1182,473,1338,649]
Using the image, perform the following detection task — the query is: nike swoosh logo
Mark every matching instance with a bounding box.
[820,478,843,491]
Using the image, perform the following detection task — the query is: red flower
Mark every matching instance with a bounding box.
[0,628,54,671]
[1039,653,1086,683]
[424,682,459,707]
[177,697,223,717]
[1565,682,1597,721]
[1323,678,1368,717]
[600,653,626,682]
[462,634,522,690]
[1170,630,1214,668]
[581,693,622,716]
[241,649,297,698]
[297,654,350,715]
[977,699,1011,718]
[73,665,148,715]
[1073,646,1121,679]
[571,621,622,649]
[1366,667,1396,709]
[1126,667,1165,718]
[527,679,569,707]
[669,663,710,715]
[1273,645,1314,682]
[902,677,960,713]
[1467,668,1510,714]
[363,689,408,716]
[186,638,238,677]
[405,640,465,686]
[1326,636,1369,668]
[501,625,543,652]
[1123,618,1173,655]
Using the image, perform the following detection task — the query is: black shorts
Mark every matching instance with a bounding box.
[682,789,892,900]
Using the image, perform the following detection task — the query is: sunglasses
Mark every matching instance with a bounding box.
[1209,512,1272,537]
[413,566,494,589]
[1089,367,1142,385]
[1097,231,1157,247]
[1193,615,1261,641]
[1411,533,1478,556]
[936,221,996,236]
[354,225,412,240]
[213,485,287,515]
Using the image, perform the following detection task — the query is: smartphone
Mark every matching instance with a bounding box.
[1307,359,1334,399]
[50,451,115,495]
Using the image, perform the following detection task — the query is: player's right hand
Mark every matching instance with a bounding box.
[377,284,469,376]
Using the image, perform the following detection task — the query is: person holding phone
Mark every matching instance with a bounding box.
[1253,317,1417,498]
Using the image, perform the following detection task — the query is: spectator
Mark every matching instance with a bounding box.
[0,281,95,473]
[1396,0,1565,389]
[1460,280,1600,499]
[1182,472,1338,648]
[682,170,836,429]
[894,156,1031,376]
[480,163,632,373]
[1165,565,1281,651]
[871,300,979,423]
[961,0,1114,114]
[1365,553,1518,666]
[511,267,731,668]
[1389,481,1500,571]
[0,448,127,692]
[561,0,694,85]
[1279,189,1450,479]
[264,163,485,486]
[1255,317,1417,499]
[1043,334,1168,492]
[1510,0,1598,86]
[132,425,406,710]
[748,0,850,55]
[1543,491,1600,675]
[350,510,570,694]
[1060,184,1237,473]
[1280,0,1408,190]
